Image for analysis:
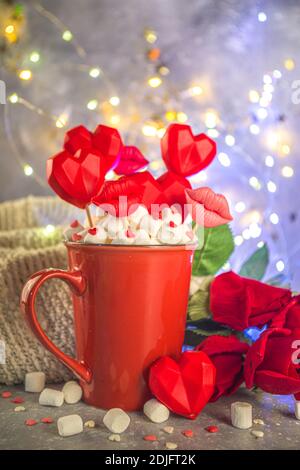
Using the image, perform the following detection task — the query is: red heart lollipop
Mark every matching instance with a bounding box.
[64,125,92,154]
[92,125,123,171]
[114,146,149,175]
[93,176,144,217]
[161,124,216,177]
[157,171,191,209]
[149,351,216,419]
[47,148,106,209]
[123,171,167,211]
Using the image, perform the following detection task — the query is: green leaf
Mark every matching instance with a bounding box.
[266,273,290,288]
[192,224,234,276]
[192,328,232,337]
[188,276,213,321]
[239,244,269,280]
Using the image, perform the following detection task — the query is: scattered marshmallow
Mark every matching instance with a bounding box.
[103,408,130,434]
[253,418,265,425]
[165,442,178,450]
[62,381,82,404]
[84,420,96,428]
[231,402,252,429]
[39,388,64,407]
[14,406,26,412]
[295,401,300,420]
[143,398,170,423]
[25,372,46,393]
[57,414,83,437]
[251,430,264,438]
[163,426,174,434]
[108,434,121,442]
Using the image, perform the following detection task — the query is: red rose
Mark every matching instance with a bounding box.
[210,271,292,331]
[270,295,300,329]
[196,335,249,401]
[244,327,300,396]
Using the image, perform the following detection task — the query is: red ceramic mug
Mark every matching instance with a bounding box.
[20,243,195,410]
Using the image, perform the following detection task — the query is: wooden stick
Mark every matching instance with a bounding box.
[192,223,198,235]
[85,205,93,228]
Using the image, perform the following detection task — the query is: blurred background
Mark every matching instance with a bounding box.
[0,0,300,287]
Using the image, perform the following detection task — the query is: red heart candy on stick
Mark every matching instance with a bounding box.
[92,125,123,171]
[157,171,191,209]
[47,148,106,209]
[114,146,149,175]
[149,351,216,419]
[64,125,92,154]
[185,187,233,227]
[161,124,216,177]
[93,177,144,217]
[124,171,167,211]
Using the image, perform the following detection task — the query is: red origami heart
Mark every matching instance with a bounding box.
[92,124,123,171]
[93,176,144,217]
[161,124,216,177]
[185,187,233,227]
[47,148,106,209]
[157,171,191,209]
[149,351,216,419]
[114,146,149,175]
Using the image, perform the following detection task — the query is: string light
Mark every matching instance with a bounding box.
[218,152,231,167]
[265,155,274,167]
[165,111,177,121]
[276,260,285,272]
[257,241,265,248]
[55,114,68,128]
[242,228,251,240]
[235,201,246,213]
[249,223,262,238]
[249,176,262,190]
[267,180,277,192]
[158,66,169,76]
[257,108,268,120]
[205,110,218,128]
[148,76,162,88]
[144,29,157,44]
[8,93,19,104]
[87,99,98,110]
[189,85,203,96]
[234,235,244,246]
[23,164,33,176]
[5,24,15,34]
[109,96,120,106]
[110,115,121,125]
[142,124,157,136]
[177,112,188,123]
[263,74,272,84]
[270,213,279,224]
[249,124,260,135]
[258,12,267,22]
[207,129,219,138]
[284,58,295,70]
[156,127,166,138]
[248,89,260,103]
[89,67,101,78]
[225,134,235,146]
[273,69,282,79]
[280,144,290,156]
[62,30,73,41]
[18,70,32,81]
[282,166,294,178]
[30,51,40,63]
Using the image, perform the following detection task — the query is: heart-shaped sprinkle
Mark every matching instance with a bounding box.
[88,227,97,236]
[143,435,158,441]
[1,391,12,398]
[182,429,194,438]
[72,233,83,241]
[41,417,53,424]
[25,419,37,426]
[205,425,219,433]
[126,228,135,238]
[11,397,24,404]
[70,220,80,228]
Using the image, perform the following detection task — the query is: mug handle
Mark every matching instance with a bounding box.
[20,268,92,383]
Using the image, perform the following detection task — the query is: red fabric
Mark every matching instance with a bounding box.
[244,327,300,396]
[210,271,292,331]
[196,335,249,401]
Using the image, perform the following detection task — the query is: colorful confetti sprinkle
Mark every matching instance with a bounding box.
[11,397,24,404]
[143,434,158,441]
[182,429,194,438]
[25,419,37,426]
[1,391,12,398]
[205,425,219,433]
[41,417,53,424]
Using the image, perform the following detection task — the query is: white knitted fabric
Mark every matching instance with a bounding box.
[0,196,81,385]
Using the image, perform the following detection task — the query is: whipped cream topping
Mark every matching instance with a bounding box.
[63,205,197,246]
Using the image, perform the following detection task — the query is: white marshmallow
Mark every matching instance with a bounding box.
[103,408,130,434]
[132,229,151,245]
[231,402,252,429]
[63,221,84,241]
[62,381,82,404]
[161,207,182,226]
[105,216,128,237]
[295,400,300,420]
[84,226,107,244]
[158,224,186,245]
[139,214,162,237]
[57,414,83,437]
[111,229,135,245]
[128,205,149,226]
[143,398,170,423]
[25,371,46,393]
[39,388,64,407]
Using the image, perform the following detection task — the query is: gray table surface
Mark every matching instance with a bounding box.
[0,384,299,450]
